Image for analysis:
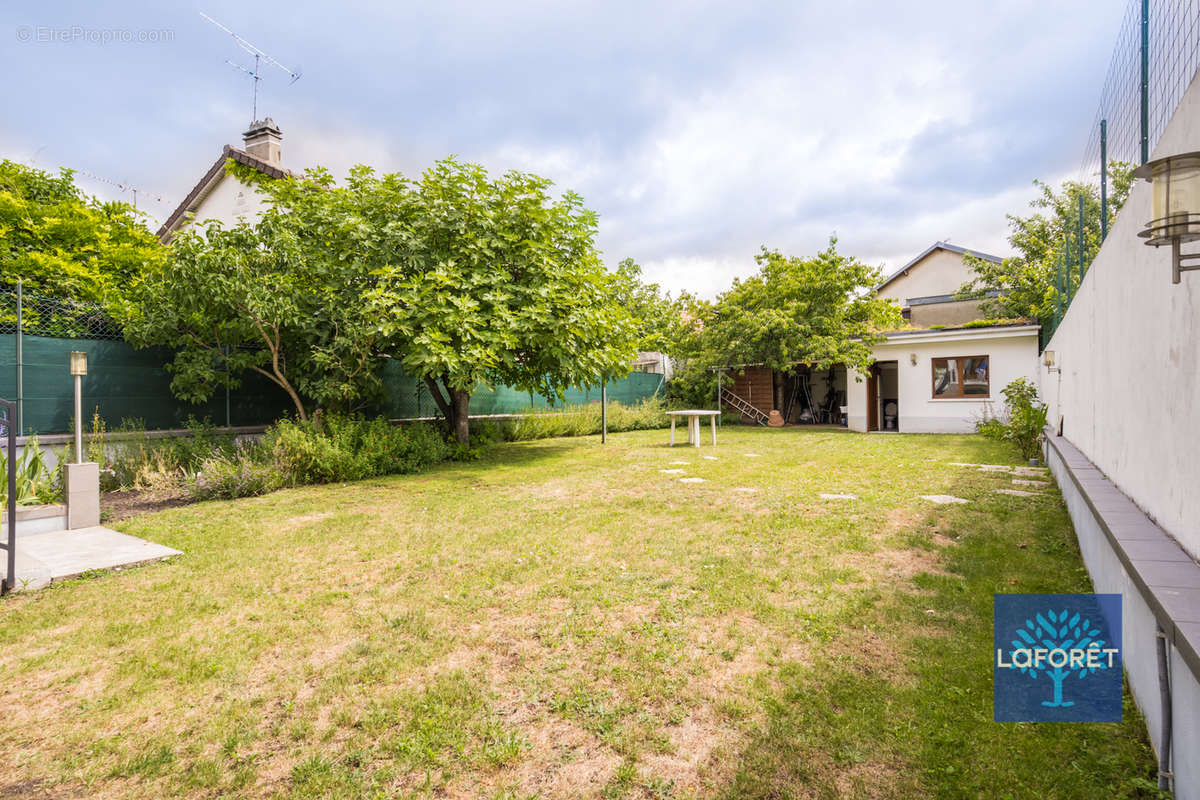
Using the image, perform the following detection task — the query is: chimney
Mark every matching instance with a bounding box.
[242,118,283,166]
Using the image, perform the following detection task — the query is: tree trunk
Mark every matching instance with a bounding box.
[450,388,471,445]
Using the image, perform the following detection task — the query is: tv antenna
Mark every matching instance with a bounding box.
[76,169,165,209]
[200,11,301,122]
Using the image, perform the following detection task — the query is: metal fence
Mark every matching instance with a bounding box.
[1,283,665,435]
[1048,0,1200,344]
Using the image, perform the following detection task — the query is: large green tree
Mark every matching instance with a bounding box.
[122,164,397,420]
[0,159,164,304]
[369,158,637,445]
[958,162,1135,325]
[696,241,902,373]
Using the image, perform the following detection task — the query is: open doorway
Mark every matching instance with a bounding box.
[867,361,899,432]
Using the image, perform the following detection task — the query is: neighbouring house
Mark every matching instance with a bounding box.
[157,118,295,243]
[718,240,1040,433]
[875,241,1002,327]
[844,322,1040,433]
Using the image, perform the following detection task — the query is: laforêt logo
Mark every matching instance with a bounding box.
[993,593,1122,722]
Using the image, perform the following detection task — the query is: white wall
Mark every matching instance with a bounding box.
[848,327,1040,433]
[877,248,976,304]
[177,172,272,235]
[1041,69,1200,561]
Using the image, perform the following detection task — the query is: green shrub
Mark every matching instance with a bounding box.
[497,398,670,442]
[0,435,61,506]
[94,416,238,492]
[189,451,285,501]
[265,415,452,486]
[977,378,1048,461]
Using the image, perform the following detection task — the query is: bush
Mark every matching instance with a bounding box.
[977,378,1048,461]
[494,398,670,442]
[265,415,453,486]
[93,416,239,492]
[189,451,285,501]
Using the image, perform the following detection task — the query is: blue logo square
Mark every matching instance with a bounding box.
[993,593,1122,722]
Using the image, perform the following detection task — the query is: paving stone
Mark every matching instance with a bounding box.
[920,494,969,504]
[819,493,858,500]
[659,469,686,474]
[702,456,719,461]
[979,465,1012,472]
[732,487,757,493]
[995,488,1037,497]
[1013,466,1049,476]
[669,461,690,465]
[679,477,706,484]
[744,453,762,458]
[8,526,180,592]
[1012,478,1049,487]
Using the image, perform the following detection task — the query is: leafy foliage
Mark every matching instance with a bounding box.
[957,162,1135,325]
[667,241,902,402]
[0,159,164,304]
[977,377,1048,460]
[368,158,637,444]
[0,435,60,506]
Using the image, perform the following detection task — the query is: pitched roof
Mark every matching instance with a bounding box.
[876,241,1003,292]
[156,144,296,242]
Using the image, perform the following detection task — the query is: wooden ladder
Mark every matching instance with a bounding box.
[720,387,769,426]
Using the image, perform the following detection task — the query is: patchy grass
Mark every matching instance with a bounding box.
[0,428,1158,798]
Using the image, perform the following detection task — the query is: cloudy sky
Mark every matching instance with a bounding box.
[4,1,1125,296]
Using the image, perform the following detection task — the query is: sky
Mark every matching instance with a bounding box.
[3,1,1127,297]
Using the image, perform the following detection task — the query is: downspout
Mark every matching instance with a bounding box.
[1155,625,1174,793]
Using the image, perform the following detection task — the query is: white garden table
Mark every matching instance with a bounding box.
[666,409,720,447]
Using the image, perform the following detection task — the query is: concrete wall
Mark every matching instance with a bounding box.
[1041,69,1200,562]
[847,326,1040,433]
[877,248,976,306]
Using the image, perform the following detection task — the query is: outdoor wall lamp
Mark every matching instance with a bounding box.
[1043,350,1060,374]
[69,351,87,463]
[1134,150,1200,283]
[909,353,918,366]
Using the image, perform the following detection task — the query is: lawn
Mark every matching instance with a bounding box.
[0,427,1159,799]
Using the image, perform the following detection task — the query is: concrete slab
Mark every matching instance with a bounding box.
[1012,478,1050,487]
[921,494,969,504]
[679,477,706,484]
[3,526,181,591]
[995,488,1038,497]
[659,469,686,474]
[819,493,858,500]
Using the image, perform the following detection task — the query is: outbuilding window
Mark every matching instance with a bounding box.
[931,356,989,398]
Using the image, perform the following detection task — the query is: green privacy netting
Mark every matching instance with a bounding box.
[1,334,665,435]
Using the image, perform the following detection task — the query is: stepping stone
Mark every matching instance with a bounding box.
[920,494,969,505]
[995,488,1037,497]
[744,453,761,458]
[669,461,690,465]
[679,477,706,484]
[1013,466,1049,476]
[659,469,686,474]
[702,456,719,461]
[979,465,1012,472]
[949,462,981,467]
[732,487,757,493]
[1012,478,1049,487]
[819,493,858,500]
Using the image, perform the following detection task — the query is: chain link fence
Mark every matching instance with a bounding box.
[1044,0,1200,345]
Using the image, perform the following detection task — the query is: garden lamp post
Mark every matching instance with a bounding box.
[69,351,87,464]
[1134,150,1200,283]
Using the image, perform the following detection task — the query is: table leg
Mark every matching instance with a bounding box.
[711,415,717,446]
[670,417,676,446]
[692,416,700,448]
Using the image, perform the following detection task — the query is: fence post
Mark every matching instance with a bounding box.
[601,379,607,444]
[1055,250,1063,327]
[1065,236,1073,303]
[1078,194,1086,287]
[15,281,22,435]
[1100,119,1109,241]
[1140,0,1150,164]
